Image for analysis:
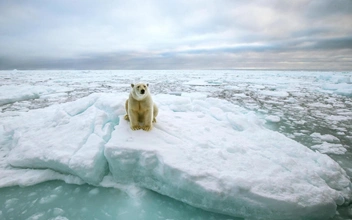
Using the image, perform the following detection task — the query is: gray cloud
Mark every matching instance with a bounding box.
[0,0,351,70]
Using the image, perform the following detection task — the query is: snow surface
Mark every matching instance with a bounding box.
[5,94,122,184]
[1,70,352,220]
[1,92,351,219]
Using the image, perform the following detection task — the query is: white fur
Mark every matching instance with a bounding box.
[124,83,158,131]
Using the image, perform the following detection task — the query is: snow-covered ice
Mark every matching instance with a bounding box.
[311,132,340,143]
[1,92,351,219]
[265,115,281,122]
[0,85,70,106]
[106,95,350,219]
[0,70,352,220]
[311,142,347,155]
[5,94,123,184]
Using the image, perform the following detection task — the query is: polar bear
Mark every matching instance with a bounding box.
[124,83,158,131]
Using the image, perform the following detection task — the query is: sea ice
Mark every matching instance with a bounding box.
[106,95,351,219]
[258,90,289,97]
[311,142,347,155]
[0,85,71,106]
[184,79,225,86]
[265,115,281,122]
[0,85,45,106]
[1,92,351,219]
[5,93,125,184]
[310,132,340,143]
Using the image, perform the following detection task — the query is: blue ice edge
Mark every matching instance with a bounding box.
[3,93,352,220]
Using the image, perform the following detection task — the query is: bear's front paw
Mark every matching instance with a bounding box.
[142,125,152,131]
[124,114,130,121]
[152,118,157,123]
[131,125,141,130]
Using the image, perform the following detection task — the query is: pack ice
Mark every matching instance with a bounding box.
[1,93,351,219]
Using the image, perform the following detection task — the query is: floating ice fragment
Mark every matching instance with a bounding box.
[259,90,289,97]
[311,142,347,155]
[310,133,340,143]
[184,79,225,86]
[88,188,100,196]
[39,194,58,204]
[265,115,281,122]
[52,208,65,216]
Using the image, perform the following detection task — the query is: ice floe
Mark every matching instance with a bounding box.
[265,115,281,122]
[311,142,347,155]
[1,93,351,219]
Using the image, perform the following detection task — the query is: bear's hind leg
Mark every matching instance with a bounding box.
[152,103,158,123]
[124,99,129,121]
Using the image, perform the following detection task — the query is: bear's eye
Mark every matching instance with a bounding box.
[137,86,140,89]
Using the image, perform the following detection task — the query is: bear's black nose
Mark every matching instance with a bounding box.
[141,89,145,94]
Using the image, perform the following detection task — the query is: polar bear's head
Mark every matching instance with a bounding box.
[131,83,150,100]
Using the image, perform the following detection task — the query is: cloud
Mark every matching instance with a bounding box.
[0,0,351,70]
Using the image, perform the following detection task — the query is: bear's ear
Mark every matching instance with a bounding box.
[131,84,134,88]
[146,83,149,87]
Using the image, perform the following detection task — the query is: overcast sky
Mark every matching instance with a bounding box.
[0,0,351,70]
